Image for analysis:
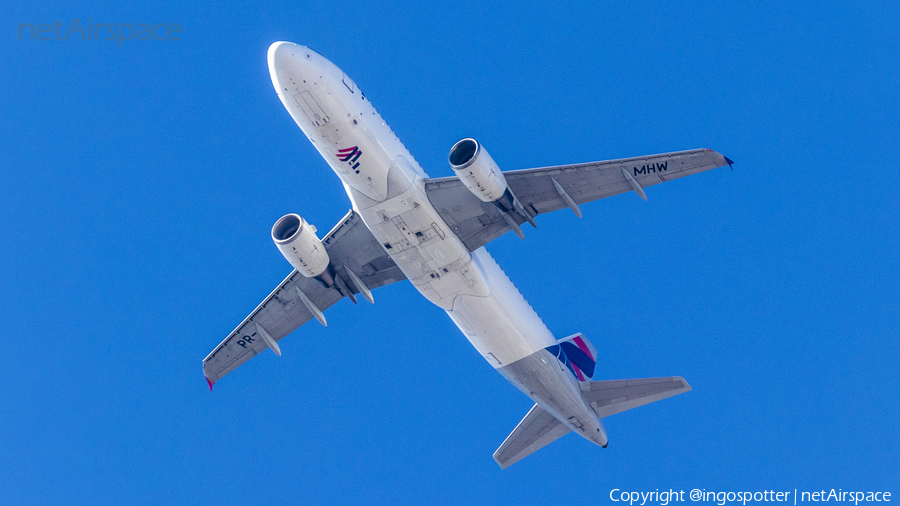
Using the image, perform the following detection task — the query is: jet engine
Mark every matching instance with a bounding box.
[448,138,536,239]
[449,138,508,203]
[271,213,329,278]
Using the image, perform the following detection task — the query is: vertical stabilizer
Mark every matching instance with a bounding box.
[546,332,598,382]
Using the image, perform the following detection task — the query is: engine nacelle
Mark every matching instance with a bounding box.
[449,138,508,203]
[271,213,329,278]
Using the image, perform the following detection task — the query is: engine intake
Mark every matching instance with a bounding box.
[449,138,508,203]
[272,213,329,278]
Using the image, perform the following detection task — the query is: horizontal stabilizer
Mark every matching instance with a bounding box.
[494,404,570,469]
[582,376,692,418]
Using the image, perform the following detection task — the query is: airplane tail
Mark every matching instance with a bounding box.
[493,404,570,469]
[580,376,692,418]
[546,332,597,382]
[493,373,691,469]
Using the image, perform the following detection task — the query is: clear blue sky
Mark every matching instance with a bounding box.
[2,1,897,504]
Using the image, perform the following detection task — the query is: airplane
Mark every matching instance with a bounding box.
[202,41,734,469]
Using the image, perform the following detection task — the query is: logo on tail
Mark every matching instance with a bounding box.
[545,333,596,382]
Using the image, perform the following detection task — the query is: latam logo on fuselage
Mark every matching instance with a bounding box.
[633,161,668,176]
[336,146,363,174]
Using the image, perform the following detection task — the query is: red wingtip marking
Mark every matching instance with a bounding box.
[206,378,214,391]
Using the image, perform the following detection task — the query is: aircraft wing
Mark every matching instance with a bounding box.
[202,210,405,386]
[424,149,733,251]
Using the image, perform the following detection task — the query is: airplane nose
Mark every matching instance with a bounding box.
[267,41,299,70]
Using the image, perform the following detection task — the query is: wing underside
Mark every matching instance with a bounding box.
[205,149,730,384]
[202,210,405,384]
[425,148,732,251]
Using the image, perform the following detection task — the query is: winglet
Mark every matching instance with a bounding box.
[724,155,735,170]
[206,377,214,391]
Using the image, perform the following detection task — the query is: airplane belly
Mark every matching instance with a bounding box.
[349,172,555,367]
[354,176,483,301]
[269,42,555,371]
[293,96,393,201]
[445,248,557,367]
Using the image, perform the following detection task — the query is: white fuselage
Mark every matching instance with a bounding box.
[267,42,607,446]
